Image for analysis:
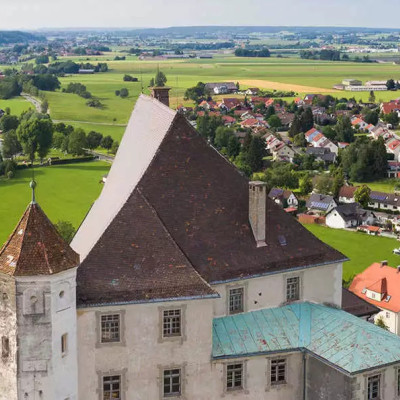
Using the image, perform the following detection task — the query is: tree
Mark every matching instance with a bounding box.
[155,70,167,87]
[246,136,266,173]
[293,132,307,147]
[315,174,333,195]
[110,141,119,154]
[300,107,314,132]
[364,110,379,125]
[265,105,275,119]
[115,90,120,96]
[184,82,206,103]
[227,135,240,158]
[52,131,65,149]
[0,114,19,132]
[41,99,48,114]
[101,135,114,153]
[267,115,281,129]
[119,88,129,98]
[354,185,371,208]
[214,126,231,150]
[149,78,155,87]
[288,114,301,138]
[32,74,60,91]
[299,174,313,195]
[67,128,87,156]
[17,118,53,163]
[386,79,396,90]
[332,169,345,198]
[383,111,399,127]
[335,116,354,143]
[87,131,103,149]
[1,130,21,159]
[368,90,376,103]
[55,221,75,243]
[375,316,389,331]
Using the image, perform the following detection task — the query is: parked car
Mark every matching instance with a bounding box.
[393,248,400,255]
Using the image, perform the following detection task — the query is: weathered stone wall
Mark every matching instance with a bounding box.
[0,273,17,400]
[306,354,353,400]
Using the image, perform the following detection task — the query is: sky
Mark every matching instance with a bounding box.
[1,0,400,30]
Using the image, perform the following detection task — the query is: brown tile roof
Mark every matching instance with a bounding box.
[0,203,79,276]
[341,288,379,318]
[76,97,346,306]
[338,185,358,199]
[77,189,216,306]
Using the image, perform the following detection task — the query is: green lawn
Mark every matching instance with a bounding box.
[0,97,33,115]
[353,179,398,193]
[305,224,400,281]
[0,161,110,246]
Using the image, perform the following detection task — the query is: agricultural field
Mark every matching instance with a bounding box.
[0,161,110,246]
[38,55,400,142]
[0,97,33,115]
[305,224,400,281]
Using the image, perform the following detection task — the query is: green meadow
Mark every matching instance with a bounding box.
[40,55,400,142]
[305,224,400,281]
[0,97,33,116]
[0,162,110,246]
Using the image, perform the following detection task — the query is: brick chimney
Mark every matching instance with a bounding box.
[249,181,267,247]
[151,87,171,107]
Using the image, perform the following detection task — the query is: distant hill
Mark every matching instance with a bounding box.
[0,31,45,44]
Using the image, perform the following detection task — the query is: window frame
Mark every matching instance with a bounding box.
[158,305,186,343]
[286,276,300,302]
[163,368,182,397]
[367,374,381,400]
[61,333,68,357]
[96,310,125,347]
[1,336,9,358]
[102,374,122,400]
[227,286,245,315]
[226,362,244,392]
[100,313,121,343]
[270,358,287,385]
[162,309,182,338]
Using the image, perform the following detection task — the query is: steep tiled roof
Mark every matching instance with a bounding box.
[213,302,400,374]
[0,203,79,276]
[74,95,346,306]
[350,263,400,312]
[338,185,358,199]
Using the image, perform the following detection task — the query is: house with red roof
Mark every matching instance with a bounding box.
[381,100,400,115]
[221,115,236,126]
[219,97,242,111]
[350,262,400,334]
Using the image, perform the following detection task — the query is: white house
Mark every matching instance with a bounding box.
[326,203,375,229]
[3,93,400,400]
[306,193,337,214]
[268,188,298,208]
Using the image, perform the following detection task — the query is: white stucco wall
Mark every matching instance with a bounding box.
[326,212,347,229]
[212,263,343,317]
[374,308,399,335]
[15,268,78,400]
[0,273,18,400]
[77,298,216,400]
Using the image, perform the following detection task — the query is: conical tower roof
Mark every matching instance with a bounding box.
[0,202,79,276]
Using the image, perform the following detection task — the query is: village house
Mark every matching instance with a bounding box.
[5,91,400,400]
[350,262,400,335]
[381,100,400,115]
[218,97,242,112]
[305,128,339,155]
[245,88,259,95]
[306,147,336,164]
[338,185,357,203]
[325,203,375,229]
[268,188,298,208]
[205,82,238,95]
[306,193,337,214]
[341,287,380,320]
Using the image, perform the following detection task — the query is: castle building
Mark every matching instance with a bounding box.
[3,92,400,399]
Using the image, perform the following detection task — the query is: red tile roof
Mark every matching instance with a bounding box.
[350,263,400,312]
[338,185,358,199]
[0,203,79,276]
[388,140,400,150]
[305,128,318,137]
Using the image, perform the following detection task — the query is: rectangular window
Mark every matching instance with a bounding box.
[1,336,9,358]
[271,359,286,385]
[226,363,243,391]
[163,310,181,337]
[103,375,121,400]
[229,288,244,314]
[163,369,181,397]
[286,277,300,302]
[101,314,120,343]
[397,369,400,396]
[386,312,390,319]
[367,375,380,399]
[61,333,68,356]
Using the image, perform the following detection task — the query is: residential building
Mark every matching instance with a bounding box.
[4,92,400,400]
[338,185,357,203]
[325,203,375,229]
[341,287,379,320]
[350,262,400,335]
[306,147,336,164]
[205,82,237,94]
[268,188,298,208]
[306,193,337,214]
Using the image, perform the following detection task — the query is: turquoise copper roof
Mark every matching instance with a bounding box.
[212,302,400,375]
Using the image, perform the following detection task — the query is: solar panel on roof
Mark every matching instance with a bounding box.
[370,194,387,201]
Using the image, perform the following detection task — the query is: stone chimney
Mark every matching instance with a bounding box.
[249,181,267,247]
[151,87,171,107]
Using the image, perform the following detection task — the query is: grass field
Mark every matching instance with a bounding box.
[305,224,400,281]
[353,179,398,193]
[40,55,400,142]
[0,161,110,246]
[0,97,33,115]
